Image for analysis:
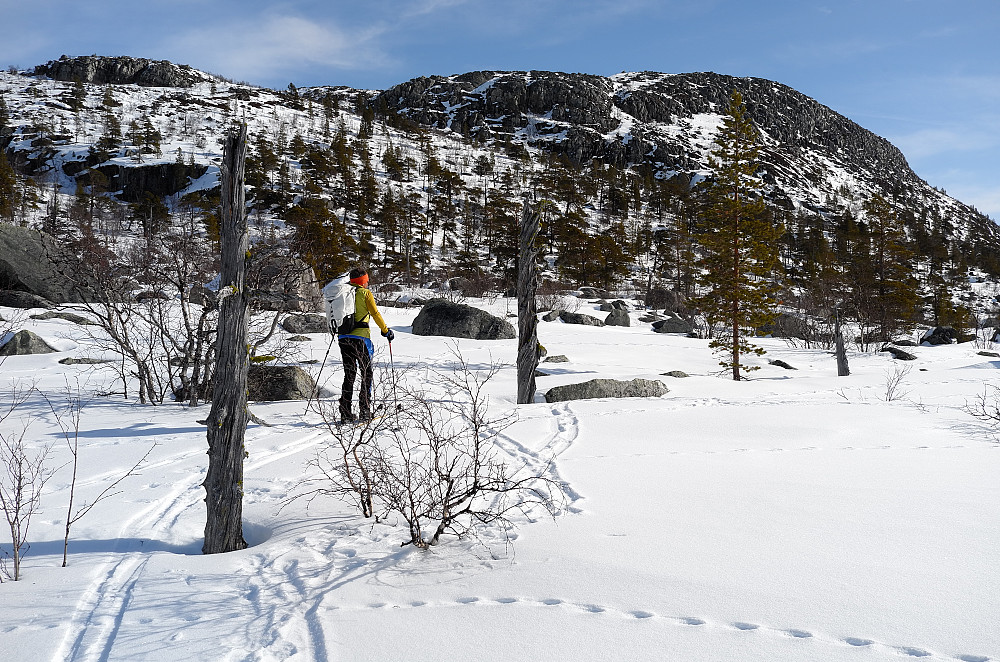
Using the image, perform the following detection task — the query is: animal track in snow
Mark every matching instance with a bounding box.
[331,596,991,661]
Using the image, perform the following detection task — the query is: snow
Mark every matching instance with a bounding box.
[2,298,998,662]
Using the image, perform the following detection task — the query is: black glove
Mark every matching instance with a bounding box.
[382,329,395,342]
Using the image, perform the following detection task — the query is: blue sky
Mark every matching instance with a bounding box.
[1,0,997,218]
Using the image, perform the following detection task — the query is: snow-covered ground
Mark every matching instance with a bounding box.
[2,298,998,662]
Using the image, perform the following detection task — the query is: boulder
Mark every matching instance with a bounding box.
[187,284,218,308]
[559,311,605,327]
[30,311,94,325]
[247,365,325,401]
[281,313,329,335]
[977,351,1000,358]
[544,378,669,403]
[411,299,515,340]
[921,326,958,346]
[541,310,561,322]
[604,309,630,327]
[652,313,693,334]
[0,226,89,303]
[578,286,610,299]
[251,256,323,313]
[662,370,689,378]
[768,359,797,370]
[0,290,56,309]
[0,330,58,356]
[757,313,810,340]
[880,346,917,361]
[59,357,113,365]
[544,355,569,363]
[287,335,312,342]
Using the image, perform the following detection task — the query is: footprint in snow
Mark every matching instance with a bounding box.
[732,622,759,631]
[493,597,518,604]
[784,629,813,638]
[896,647,932,657]
[678,617,705,626]
[630,611,655,619]
[844,637,874,647]
[456,597,479,604]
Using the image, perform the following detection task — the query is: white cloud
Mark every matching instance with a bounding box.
[891,126,997,160]
[166,13,391,83]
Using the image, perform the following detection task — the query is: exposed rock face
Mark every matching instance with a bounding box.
[411,299,515,340]
[281,313,329,335]
[247,365,324,401]
[0,329,58,355]
[0,226,87,303]
[544,378,669,403]
[89,162,209,203]
[559,311,605,327]
[0,290,55,309]
[34,55,218,88]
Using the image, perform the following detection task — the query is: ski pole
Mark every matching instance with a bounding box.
[388,339,400,411]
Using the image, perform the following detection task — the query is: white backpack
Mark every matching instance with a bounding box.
[322,273,359,336]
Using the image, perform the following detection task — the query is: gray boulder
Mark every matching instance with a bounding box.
[0,330,58,356]
[411,299,515,340]
[881,346,917,361]
[652,313,693,334]
[604,309,630,327]
[559,311,605,327]
[59,357,113,365]
[0,226,87,303]
[251,256,323,313]
[281,313,330,335]
[0,290,56,309]
[30,311,94,325]
[662,370,689,378]
[921,326,958,346]
[768,359,797,370]
[248,366,326,401]
[545,378,669,403]
[757,313,811,340]
[541,309,561,322]
[544,355,569,363]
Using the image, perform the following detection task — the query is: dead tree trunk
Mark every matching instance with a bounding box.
[517,199,541,405]
[835,306,850,377]
[203,125,249,554]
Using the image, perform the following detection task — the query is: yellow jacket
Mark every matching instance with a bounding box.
[344,286,388,340]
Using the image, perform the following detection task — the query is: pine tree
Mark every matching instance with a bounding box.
[0,149,19,223]
[692,91,783,380]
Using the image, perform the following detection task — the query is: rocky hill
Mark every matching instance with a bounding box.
[379,69,998,243]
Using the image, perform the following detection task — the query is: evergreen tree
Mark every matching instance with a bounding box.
[692,91,783,380]
[0,149,19,223]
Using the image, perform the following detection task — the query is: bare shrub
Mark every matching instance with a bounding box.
[0,383,52,581]
[300,349,563,549]
[882,363,912,402]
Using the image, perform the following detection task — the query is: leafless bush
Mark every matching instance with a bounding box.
[301,349,563,549]
[882,363,912,402]
[0,383,52,581]
[43,383,154,566]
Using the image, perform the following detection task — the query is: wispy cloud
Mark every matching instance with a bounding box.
[166,12,392,83]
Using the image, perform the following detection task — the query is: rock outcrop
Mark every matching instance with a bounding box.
[34,55,218,88]
[0,329,58,355]
[0,226,88,303]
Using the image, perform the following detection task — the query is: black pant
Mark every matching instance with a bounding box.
[339,336,373,419]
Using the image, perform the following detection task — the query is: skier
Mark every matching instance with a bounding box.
[336,267,394,422]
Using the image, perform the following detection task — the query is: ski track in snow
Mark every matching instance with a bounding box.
[51,425,330,662]
[492,402,585,514]
[326,596,992,662]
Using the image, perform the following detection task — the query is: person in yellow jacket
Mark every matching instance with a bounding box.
[338,267,394,422]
